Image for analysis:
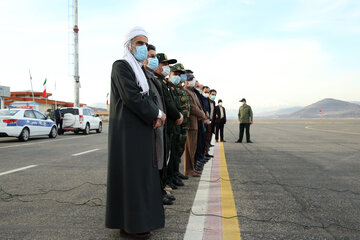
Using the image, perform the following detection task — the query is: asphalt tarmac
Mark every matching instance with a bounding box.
[0,119,359,239]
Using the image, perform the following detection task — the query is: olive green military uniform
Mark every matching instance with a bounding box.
[176,85,190,159]
[154,73,181,187]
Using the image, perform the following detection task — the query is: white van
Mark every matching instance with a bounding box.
[61,107,102,134]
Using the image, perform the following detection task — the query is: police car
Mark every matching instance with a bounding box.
[0,108,57,142]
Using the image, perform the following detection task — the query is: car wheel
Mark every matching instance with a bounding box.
[49,126,57,138]
[19,128,30,142]
[96,122,102,133]
[74,129,79,134]
[83,123,90,135]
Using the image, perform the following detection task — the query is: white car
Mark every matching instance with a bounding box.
[61,107,102,134]
[0,109,57,142]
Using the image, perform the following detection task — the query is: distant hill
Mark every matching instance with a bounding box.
[257,106,302,118]
[89,102,107,110]
[287,98,360,118]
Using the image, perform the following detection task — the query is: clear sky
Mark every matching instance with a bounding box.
[0,0,359,114]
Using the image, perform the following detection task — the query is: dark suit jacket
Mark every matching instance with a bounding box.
[214,105,226,124]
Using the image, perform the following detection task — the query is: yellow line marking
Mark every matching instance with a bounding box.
[305,126,360,135]
[219,142,242,240]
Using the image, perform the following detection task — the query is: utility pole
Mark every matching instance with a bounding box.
[73,0,80,107]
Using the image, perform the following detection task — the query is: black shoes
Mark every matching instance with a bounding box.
[166,194,176,201]
[162,196,173,205]
[247,140,253,143]
[209,144,214,147]
[168,183,178,190]
[178,173,189,180]
[235,139,242,143]
[220,140,226,142]
[173,178,184,187]
[205,154,213,158]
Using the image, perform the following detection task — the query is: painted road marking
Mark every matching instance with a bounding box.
[305,126,360,135]
[0,135,96,149]
[204,142,222,240]
[184,143,214,240]
[219,141,241,239]
[184,139,242,239]
[72,149,100,157]
[0,165,37,177]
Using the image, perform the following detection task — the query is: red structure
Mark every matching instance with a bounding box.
[4,91,86,108]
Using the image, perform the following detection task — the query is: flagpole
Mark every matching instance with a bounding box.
[29,69,35,108]
[54,80,57,109]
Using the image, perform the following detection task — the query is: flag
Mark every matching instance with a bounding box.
[42,78,47,98]
[106,92,109,105]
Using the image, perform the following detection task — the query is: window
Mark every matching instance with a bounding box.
[24,110,36,119]
[0,110,19,116]
[33,111,46,120]
[61,108,79,115]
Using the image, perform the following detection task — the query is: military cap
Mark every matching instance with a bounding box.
[170,63,186,73]
[185,69,193,74]
[239,98,246,102]
[156,53,177,64]
[186,73,194,80]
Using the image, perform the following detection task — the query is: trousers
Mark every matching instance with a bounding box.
[239,123,251,142]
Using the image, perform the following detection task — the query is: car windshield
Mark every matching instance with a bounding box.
[61,108,79,115]
[0,110,19,116]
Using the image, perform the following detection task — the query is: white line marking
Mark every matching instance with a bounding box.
[0,165,38,177]
[0,135,93,149]
[72,149,100,157]
[184,137,215,240]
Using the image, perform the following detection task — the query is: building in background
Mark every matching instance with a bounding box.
[3,91,86,113]
[0,86,11,109]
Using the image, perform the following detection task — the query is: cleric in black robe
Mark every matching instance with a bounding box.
[106,26,165,237]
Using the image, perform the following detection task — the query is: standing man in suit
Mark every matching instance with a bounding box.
[204,89,216,157]
[184,75,206,177]
[215,99,227,142]
[236,98,254,143]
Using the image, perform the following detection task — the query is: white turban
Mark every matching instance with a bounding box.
[123,26,149,95]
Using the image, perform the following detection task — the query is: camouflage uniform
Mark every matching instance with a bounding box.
[168,63,187,181]
[176,84,190,158]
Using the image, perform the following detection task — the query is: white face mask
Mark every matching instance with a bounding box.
[187,78,196,87]
[202,93,209,98]
[219,102,222,106]
[161,65,170,77]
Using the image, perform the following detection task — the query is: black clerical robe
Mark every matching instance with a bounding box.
[105,60,164,233]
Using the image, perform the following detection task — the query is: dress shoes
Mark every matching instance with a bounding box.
[247,140,253,143]
[165,185,173,192]
[120,229,151,238]
[209,144,214,147]
[166,194,176,201]
[204,156,211,160]
[177,173,189,180]
[173,178,184,187]
[162,196,173,205]
[205,154,214,158]
[187,171,201,177]
[168,183,178,190]
[221,140,227,142]
[235,139,242,143]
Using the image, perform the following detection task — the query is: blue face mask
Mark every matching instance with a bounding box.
[210,95,216,101]
[147,57,159,71]
[180,74,187,83]
[133,45,148,62]
[171,75,181,85]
